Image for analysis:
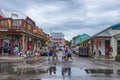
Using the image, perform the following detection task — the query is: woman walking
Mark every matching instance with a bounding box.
[34,47,41,62]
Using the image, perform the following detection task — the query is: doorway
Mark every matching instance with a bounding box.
[1,39,10,56]
[105,40,110,51]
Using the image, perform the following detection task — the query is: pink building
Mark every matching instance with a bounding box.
[51,32,65,46]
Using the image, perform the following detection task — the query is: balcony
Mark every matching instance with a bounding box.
[0,18,47,39]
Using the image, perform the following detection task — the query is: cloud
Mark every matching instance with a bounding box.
[1,0,120,40]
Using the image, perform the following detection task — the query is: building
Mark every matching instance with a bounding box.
[51,32,65,47]
[80,23,120,59]
[0,9,49,56]
[75,34,90,45]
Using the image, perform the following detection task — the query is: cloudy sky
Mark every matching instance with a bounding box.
[0,0,120,40]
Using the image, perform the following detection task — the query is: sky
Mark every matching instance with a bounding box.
[0,0,120,40]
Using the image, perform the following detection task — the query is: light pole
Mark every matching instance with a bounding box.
[50,27,57,35]
[49,27,57,46]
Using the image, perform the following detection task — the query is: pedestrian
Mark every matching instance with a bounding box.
[67,46,73,61]
[14,45,19,56]
[62,46,67,61]
[53,47,58,60]
[108,47,113,59]
[27,43,32,55]
[105,49,109,59]
[0,46,2,56]
[34,47,41,62]
[8,44,11,56]
[48,47,54,61]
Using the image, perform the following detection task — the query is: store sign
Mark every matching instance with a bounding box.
[25,17,35,27]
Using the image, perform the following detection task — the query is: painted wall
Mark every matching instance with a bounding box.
[99,39,105,55]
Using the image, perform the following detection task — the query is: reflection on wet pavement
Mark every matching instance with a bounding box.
[85,69,113,75]
[47,67,57,75]
[0,61,120,80]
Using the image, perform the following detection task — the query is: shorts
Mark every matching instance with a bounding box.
[49,52,53,56]
[67,54,71,57]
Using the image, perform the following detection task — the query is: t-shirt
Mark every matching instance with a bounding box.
[15,46,18,51]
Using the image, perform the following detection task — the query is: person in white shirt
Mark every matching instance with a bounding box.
[66,46,73,61]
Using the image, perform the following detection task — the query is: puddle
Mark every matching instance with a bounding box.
[47,67,87,76]
[0,61,120,80]
[0,61,47,76]
[85,69,113,75]
[46,66,120,76]
[0,62,17,75]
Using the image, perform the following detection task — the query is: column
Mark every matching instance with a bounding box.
[0,33,1,46]
[33,38,37,50]
[95,37,99,58]
[111,36,117,57]
[22,34,25,54]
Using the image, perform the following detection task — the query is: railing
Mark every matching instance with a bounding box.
[12,19,23,30]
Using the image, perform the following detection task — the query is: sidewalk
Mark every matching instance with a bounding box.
[89,55,115,61]
[0,56,46,63]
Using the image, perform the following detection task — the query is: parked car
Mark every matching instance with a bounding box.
[72,46,79,55]
[78,47,89,57]
[41,47,49,56]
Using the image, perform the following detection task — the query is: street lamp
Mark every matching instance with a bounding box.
[49,27,57,46]
[50,27,57,35]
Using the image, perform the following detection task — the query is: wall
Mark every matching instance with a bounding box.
[99,38,105,55]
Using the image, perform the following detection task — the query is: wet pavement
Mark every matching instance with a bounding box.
[0,51,120,80]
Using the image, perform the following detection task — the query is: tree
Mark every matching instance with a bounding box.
[65,40,71,46]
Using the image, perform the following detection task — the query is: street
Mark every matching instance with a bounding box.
[25,51,120,80]
[0,51,120,80]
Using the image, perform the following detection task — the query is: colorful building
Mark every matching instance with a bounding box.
[0,9,49,56]
[80,23,120,59]
[51,32,65,47]
[74,34,90,46]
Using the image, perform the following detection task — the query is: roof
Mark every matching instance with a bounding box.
[79,23,120,43]
[111,23,120,30]
[75,34,90,44]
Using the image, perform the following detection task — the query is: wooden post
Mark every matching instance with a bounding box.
[96,37,99,49]
[34,38,37,50]
[95,37,99,58]
[22,34,25,55]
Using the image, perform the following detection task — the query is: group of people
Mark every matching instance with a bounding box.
[61,46,73,61]
[48,47,58,61]
[11,45,73,62]
[47,46,73,61]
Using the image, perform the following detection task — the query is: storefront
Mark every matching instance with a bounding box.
[0,18,49,56]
